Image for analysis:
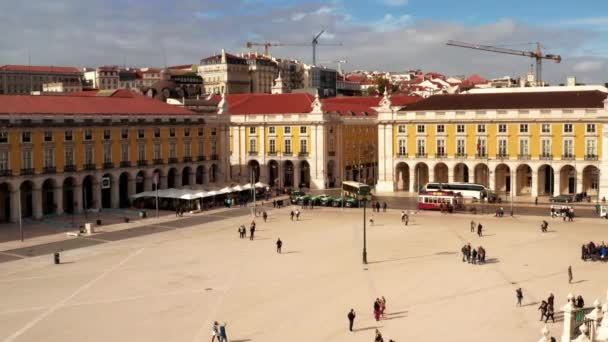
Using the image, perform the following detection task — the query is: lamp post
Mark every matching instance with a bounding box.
[362,195,368,264]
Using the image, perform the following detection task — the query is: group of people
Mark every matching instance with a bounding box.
[211,321,228,342]
[469,220,484,237]
[400,211,409,226]
[373,296,387,321]
[289,209,301,221]
[460,243,487,264]
[494,207,505,217]
[374,329,396,342]
[537,293,556,323]
[439,203,454,213]
[237,221,256,240]
[581,241,608,261]
[550,206,575,221]
[371,201,388,212]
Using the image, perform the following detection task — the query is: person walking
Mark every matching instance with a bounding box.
[516,288,523,306]
[290,210,294,221]
[568,265,573,283]
[404,213,409,226]
[276,238,282,253]
[380,296,387,318]
[295,209,300,221]
[538,301,548,321]
[347,309,356,332]
[211,321,220,342]
[545,304,555,323]
[373,298,381,321]
[547,293,554,307]
[477,223,483,237]
[470,220,475,233]
[383,202,387,212]
[263,210,268,223]
[401,211,406,223]
[218,322,228,342]
[249,223,255,240]
[238,225,245,239]
[376,202,380,212]
[375,329,384,342]
[461,244,468,262]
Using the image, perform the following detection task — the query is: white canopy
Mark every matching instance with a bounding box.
[130,183,265,200]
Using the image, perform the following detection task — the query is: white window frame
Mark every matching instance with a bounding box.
[300,139,307,153]
[436,138,445,156]
[477,124,486,133]
[564,123,573,133]
[541,139,552,157]
[519,138,529,156]
[586,123,596,133]
[541,124,551,134]
[300,126,307,135]
[398,125,406,134]
[436,124,445,133]
[416,125,425,134]
[456,124,465,133]
[284,139,292,153]
[416,138,426,155]
[456,138,466,155]
[519,124,529,133]
[398,139,407,155]
[498,124,507,133]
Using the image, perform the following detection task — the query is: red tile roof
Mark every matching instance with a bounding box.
[227,93,314,114]
[168,64,194,70]
[402,90,608,111]
[390,95,423,106]
[323,102,377,117]
[465,74,488,85]
[0,93,194,115]
[0,65,81,73]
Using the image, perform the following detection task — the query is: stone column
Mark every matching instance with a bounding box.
[448,167,455,183]
[188,170,195,186]
[10,190,20,223]
[111,181,119,209]
[489,166,496,192]
[531,168,539,198]
[32,186,43,220]
[561,294,574,342]
[92,180,101,209]
[160,175,167,189]
[310,124,326,189]
[409,169,416,192]
[175,173,182,188]
[553,170,559,196]
[376,124,395,192]
[202,166,210,185]
[293,163,301,189]
[54,186,64,215]
[576,169,583,194]
[601,124,608,200]
[144,177,152,192]
[538,325,550,342]
[74,184,83,214]
[128,177,136,197]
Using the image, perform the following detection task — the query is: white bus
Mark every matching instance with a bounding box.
[423,182,488,200]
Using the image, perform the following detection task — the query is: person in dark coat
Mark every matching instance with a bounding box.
[516,288,523,306]
[276,238,282,253]
[249,223,255,240]
[347,309,356,332]
[538,300,548,320]
[548,293,554,307]
[477,223,483,237]
[383,202,387,212]
[545,304,555,323]
[568,265,573,283]
[376,202,381,212]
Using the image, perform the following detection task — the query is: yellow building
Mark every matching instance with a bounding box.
[224,93,380,189]
[0,90,230,222]
[376,87,607,200]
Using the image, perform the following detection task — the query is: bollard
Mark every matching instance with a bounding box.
[54,252,60,265]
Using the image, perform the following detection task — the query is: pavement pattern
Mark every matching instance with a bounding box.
[0,205,607,342]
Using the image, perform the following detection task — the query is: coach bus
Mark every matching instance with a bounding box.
[424,182,488,200]
[418,190,464,211]
[342,181,371,197]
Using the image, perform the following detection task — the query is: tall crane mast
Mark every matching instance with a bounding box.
[446,40,561,85]
[245,42,282,56]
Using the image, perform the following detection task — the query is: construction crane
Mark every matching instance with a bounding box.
[318,59,347,74]
[446,40,561,85]
[245,31,342,65]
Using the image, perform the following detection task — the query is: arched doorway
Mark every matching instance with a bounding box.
[474,164,490,188]
[582,165,599,197]
[63,177,76,214]
[434,163,448,183]
[395,162,409,191]
[248,160,260,183]
[101,173,112,208]
[537,165,555,196]
[283,161,294,187]
[300,161,310,188]
[167,168,177,188]
[210,164,218,183]
[182,167,191,186]
[152,169,162,191]
[326,160,336,187]
[82,175,94,209]
[20,180,34,218]
[196,165,205,184]
[135,171,145,194]
[41,179,56,215]
[119,172,130,208]
[515,164,532,196]
[413,163,429,192]
[559,165,576,195]
[454,163,469,183]
[495,164,511,194]
[268,160,279,187]
[0,183,12,222]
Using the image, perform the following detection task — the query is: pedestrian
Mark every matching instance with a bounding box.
[545,304,555,323]
[290,210,294,221]
[401,211,406,223]
[568,265,573,283]
[347,309,356,332]
[276,238,282,253]
[376,202,380,212]
[373,298,381,321]
[218,322,228,342]
[273,199,276,208]
[516,288,523,306]
[369,215,375,226]
[466,243,471,263]
[383,202,387,212]
[295,209,300,221]
[404,213,409,226]
[461,244,467,262]
[249,223,255,240]
[547,293,554,307]
[477,223,483,237]
[375,329,384,342]
[238,225,245,239]
[576,295,585,309]
[470,220,475,233]
[263,210,268,222]
[380,296,387,317]
[175,207,179,217]
[535,197,538,206]
[538,301,548,321]
[471,248,477,264]
[211,321,220,342]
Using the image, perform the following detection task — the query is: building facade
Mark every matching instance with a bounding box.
[376,88,608,200]
[84,66,120,90]
[0,65,83,94]
[0,90,230,223]
[199,49,249,94]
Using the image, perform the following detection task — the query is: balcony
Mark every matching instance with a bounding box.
[396,153,408,158]
[197,155,206,161]
[0,169,12,177]
[328,151,335,157]
[103,162,114,169]
[43,166,56,174]
[518,154,531,160]
[120,161,131,168]
[435,153,446,159]
[20,168,35,175]
[415,152,427,158]
[248,151,258,156]
[168,157,178,164]
[153,158,164,165]
[64,164,76,172]
[585,154,598,161]
[137,160,148,167]
[539,154,553,160]
[475,153,487,159]
[283,151,293,156]
[456,153,467,159]
[267,151,277,156]
[561,154,575,161]
[183,156,192,163]
[496,153,509,160]
[211,154,219,160]
[84,163,96,171]
[298,152,309,157]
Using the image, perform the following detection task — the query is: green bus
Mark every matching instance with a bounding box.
[342,181,371,198]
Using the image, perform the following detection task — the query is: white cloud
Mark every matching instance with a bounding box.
[291,12,306,21]
[573,60,604,72]
[373,14,412,32]
[383,0,408,6]
[564,17,608,26]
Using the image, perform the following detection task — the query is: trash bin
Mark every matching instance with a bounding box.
[54,252,60,264]
[85,223,94,235]
[96,219,102,226]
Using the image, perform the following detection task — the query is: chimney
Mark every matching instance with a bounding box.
[567,76,576,87]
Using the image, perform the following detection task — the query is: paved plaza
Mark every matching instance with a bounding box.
[0,205,607,342]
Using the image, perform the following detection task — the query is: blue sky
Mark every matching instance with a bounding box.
[1,0,607,83]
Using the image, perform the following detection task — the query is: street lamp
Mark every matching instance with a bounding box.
[360,194,368,264]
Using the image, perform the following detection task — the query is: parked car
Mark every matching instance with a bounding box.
[331,197,344,207]
[550,195,573,203]
[321,195,337,206]
[290,190,306,204]
[344,197,359,208]
[297,195,313,205]
[311,194,330,205]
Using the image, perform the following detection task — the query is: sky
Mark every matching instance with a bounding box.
[1,0,608,84]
